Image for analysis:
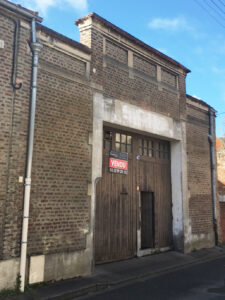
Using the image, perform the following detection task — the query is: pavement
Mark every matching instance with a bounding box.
[5,246,225,300]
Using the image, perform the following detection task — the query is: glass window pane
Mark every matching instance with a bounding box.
[144,140,147,147]
[121,134,126,143]
[143,148,147,156]
[127,145,132,153]
[116,142,120,152]
[139,147,142,155]
[121,144,126,152]
[148,149,153,157]
[127,136,132,145]
[116,133,120,142]
[139,139,142,146]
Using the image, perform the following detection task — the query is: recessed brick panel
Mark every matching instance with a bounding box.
[161,68,176,87]
[106,40,128,64]
[133,55,156,78]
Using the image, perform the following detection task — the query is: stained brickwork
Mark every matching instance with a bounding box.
[186,104,213,234]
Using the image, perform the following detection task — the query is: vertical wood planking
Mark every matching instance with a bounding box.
[95,129,172,264]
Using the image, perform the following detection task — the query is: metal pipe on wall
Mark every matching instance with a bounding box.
[19,18,42,292]
[209,109,218,245]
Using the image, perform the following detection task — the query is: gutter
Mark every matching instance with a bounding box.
[208,109,218,245]
[19,19,42,292]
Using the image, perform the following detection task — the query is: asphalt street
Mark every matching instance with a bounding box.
[76,256,225,300]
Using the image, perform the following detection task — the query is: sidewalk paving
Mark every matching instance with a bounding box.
[6,246,225,300]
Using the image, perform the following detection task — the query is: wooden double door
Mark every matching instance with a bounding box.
[95,128,172,264]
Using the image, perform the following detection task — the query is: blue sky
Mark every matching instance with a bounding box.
[12,0,225,136]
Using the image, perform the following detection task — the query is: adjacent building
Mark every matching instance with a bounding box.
[217,138,225,242]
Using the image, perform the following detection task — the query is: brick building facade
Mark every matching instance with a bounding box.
[0,0,220,291]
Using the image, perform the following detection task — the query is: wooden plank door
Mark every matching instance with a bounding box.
[95,129,173,264]
[137,136,172,249]
[95,130,137,264]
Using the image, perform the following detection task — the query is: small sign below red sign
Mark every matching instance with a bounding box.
[109,150,128,175]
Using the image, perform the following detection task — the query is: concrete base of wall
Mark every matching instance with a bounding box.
[29,248,92,285]
[184,232,215,253]
[0,258,20,290]
[0,247,92,291]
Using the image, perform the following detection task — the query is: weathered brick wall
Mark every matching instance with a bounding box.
[27,43,92,255]
[0,9,92,260]
[186,104,213,235]
[78,23,186,121]
[0,12,32,260]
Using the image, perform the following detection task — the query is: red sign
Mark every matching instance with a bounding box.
[109,158,128,170]
[108,151,128,175]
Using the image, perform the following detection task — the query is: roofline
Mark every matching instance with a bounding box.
[36,24,91,55]
[76,12,191,74]
[186,94,216,112]
[0,0,42,22]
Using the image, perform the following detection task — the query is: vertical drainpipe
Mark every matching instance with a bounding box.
[208,109,218,245]
[19,18,42,292]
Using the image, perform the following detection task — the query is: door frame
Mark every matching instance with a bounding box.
[89,93,188,267]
